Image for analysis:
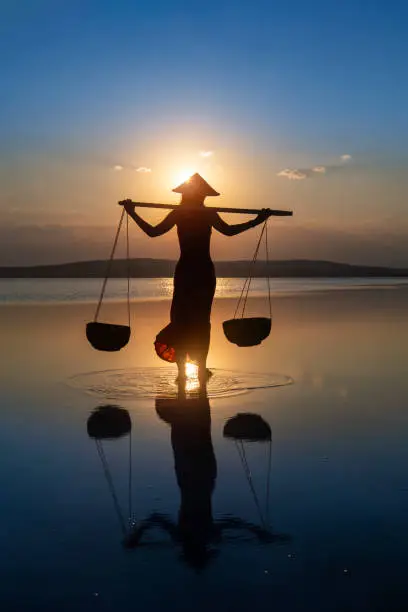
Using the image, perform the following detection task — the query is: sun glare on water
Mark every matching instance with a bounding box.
[184,361,200,393]
[185,361,199,379]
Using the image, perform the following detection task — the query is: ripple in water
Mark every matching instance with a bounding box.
[68,367,293,400]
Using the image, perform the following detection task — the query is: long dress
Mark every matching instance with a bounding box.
[155,206,216,363]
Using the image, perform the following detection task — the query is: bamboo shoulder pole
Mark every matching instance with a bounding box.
[119,200,293,216]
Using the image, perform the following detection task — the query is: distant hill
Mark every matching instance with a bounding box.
[0,259,407,278]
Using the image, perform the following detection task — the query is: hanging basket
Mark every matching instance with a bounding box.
[223,317,271,347]
[86,321,131,352]
[223,220,272,347]
[86,208,132,352]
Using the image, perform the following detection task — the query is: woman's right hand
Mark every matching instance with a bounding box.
[257,208,271,222]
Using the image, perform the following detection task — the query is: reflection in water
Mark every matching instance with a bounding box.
[87,405,133,537]
[223,413,272,530]
[86,390,290,571]
[152,386,218,569]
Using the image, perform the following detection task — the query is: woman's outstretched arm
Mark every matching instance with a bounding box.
[212,208,271,236]
[121,200,176,237]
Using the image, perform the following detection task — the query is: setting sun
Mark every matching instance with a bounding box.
[173,169,195,187]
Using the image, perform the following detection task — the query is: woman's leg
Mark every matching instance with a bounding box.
[197,347,210,384]
[197,320,212,384]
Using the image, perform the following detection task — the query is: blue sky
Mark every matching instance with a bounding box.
[1,0,407,266]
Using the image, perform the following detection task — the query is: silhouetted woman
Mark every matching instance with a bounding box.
[123,173,271,383]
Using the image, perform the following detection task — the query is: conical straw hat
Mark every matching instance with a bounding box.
[172,173,220,196]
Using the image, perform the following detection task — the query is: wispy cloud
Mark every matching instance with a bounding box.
[277,169,307,180]
[112,164,152,172]
[278,154,353,180]
[199,150,213,158]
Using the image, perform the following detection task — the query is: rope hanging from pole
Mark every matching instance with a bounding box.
[223,219,272,347]
[126,212,131,328]
[234,220,271,320]
[86,207,131,352]
[94,207,126,323]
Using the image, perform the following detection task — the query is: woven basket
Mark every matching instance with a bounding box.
[222,317,271,347]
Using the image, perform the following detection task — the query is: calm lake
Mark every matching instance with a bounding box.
[1,283,408,611]
[0,277,407,304]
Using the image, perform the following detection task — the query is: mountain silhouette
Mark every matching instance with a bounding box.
[0,258,407,278]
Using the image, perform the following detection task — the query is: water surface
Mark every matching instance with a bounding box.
[1,289,408,611]
[1,276,407,304]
